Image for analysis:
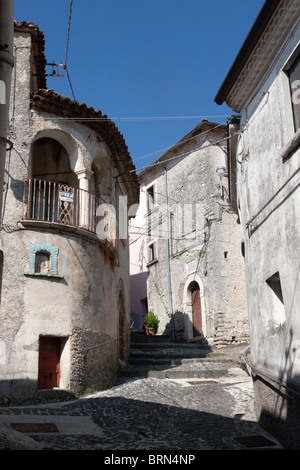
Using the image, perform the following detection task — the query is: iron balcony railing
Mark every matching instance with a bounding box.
[22,178,116,246]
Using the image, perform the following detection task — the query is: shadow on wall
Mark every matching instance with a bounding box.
[162,311,209,346]
[260,326,300,449]
[246,277,300,452]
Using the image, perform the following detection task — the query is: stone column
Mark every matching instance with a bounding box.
[75,168,93,229]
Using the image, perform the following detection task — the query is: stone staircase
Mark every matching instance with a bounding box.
[120,333,249,380]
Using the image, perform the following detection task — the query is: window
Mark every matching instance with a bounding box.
[266,272,285,327]
[148,242,157,264]
[146,184,156,212]
[288,53,300,131]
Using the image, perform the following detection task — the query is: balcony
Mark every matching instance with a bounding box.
[21,178,116,247]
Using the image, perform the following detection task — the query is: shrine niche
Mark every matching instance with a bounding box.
[25,242,63,278]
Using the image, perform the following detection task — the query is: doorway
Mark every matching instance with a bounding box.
[189,281,202,337]
[38,336,61,389]
[118,290,126,361]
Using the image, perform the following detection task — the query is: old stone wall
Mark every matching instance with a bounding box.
[143,129,248,345]
[70,328,120,396]
[0,28,133,401]
[236,17,300,380]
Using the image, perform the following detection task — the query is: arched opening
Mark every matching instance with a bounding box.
[188,281,203,338]
[31,137,77,187]
[28,138,78,225]
[118,289,127,361]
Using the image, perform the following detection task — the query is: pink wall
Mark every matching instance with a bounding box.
[129,184,148,330]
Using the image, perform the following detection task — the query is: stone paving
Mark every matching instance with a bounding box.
[0,370,284,451]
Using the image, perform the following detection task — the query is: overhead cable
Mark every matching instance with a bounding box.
[130,130,241,174]
[64,0,76,100]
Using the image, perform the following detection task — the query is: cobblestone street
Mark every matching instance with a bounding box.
[0,371,284,452]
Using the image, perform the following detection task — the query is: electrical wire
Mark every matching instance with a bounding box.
[128,130,240,174]
[131,121,228,163]
[32,114,231,122]
[65,0,73,68]
[64,0,76,100]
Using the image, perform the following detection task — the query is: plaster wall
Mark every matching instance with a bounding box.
[236,19,300,380]
[141,132,248,344]
[129,183,148,329]
[0,30,132,401]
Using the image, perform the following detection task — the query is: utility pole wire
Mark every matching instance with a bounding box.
[65,0,73,67]
[64,0,76,100]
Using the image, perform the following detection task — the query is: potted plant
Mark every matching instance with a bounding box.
[143,310,159,335]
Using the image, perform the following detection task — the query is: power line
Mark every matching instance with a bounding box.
[65,0,73,67]
[132,121,227,163]
[130,130,240,174]
[32,114,231,122]
[64,0,76,100]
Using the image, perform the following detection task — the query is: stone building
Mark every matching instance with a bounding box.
[215,0,300,449]
[130,120,248,346]
[0,21,139,403]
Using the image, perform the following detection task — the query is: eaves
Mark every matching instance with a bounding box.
[214,0,300,112]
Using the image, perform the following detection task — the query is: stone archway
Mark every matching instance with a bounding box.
[189,281,202,337]
[118,288,127,361]
[183,275,206,340]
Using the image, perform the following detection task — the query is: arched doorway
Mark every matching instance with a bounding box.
[183,275,205,340]
[118,289,126,361]
[189,281,202,337]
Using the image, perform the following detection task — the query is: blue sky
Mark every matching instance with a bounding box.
[14,0,265,171]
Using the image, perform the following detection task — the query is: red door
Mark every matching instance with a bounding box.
[38,337,60,389]
[191,283,202,337]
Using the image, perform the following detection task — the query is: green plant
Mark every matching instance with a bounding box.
[143,310,159,330]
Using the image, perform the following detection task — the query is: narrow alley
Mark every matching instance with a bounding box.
[0,336,284,452]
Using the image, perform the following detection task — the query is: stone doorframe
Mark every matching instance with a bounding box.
[183,274,206,341]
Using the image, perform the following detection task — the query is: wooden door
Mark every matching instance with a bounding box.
[38,337,60,389]
[191,283,202,337]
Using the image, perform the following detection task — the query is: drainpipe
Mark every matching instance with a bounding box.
[0,0,14,218]
[160,163,175,338]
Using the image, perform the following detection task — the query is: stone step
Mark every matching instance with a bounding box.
[128,356,232,366]
[123,334,249,380]
[120,361,233,379]
[130,342,212,350]
[130,333,173,344]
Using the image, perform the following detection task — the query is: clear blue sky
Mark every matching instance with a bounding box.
[14,0,265,171]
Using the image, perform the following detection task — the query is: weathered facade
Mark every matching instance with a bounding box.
[0,21,139,403]
[215,0,300,449]
[130,121,248,346]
